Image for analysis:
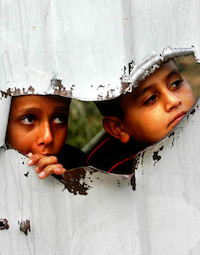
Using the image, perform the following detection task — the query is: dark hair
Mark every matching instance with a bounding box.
[95,60,183,119]
[94,95,125,119]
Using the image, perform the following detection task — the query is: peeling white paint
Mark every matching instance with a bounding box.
[1,1,200,100]
[1,1,200,253]
[0,93,11,147]
[1,97,200,254]
[122,47,195,93]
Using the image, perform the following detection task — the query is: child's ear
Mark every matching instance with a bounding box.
[103,116,130,143]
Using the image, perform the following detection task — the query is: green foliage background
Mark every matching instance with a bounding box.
[67,100,103,149]
[176,55,200,98]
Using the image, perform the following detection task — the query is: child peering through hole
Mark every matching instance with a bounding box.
[6,95,86,179]
[85,60,197,174]
[5,60,197,177]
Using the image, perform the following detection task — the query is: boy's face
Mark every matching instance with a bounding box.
[6,95,70,155]
[121,61,196,145]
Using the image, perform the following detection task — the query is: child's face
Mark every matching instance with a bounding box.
[6,95,70,155]
[121,61,196,145]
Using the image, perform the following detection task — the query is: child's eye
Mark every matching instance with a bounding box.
[170,80,183,89]
[144,95,157,105]
[20,115,35,125]
[53,114,68,125]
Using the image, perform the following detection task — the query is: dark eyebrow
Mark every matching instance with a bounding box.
[16,106,68,116]
[17,107,41,115]
[165,69,181,82]
[133,68,181,100]
[133,84,154,100]
[53,106,69,113]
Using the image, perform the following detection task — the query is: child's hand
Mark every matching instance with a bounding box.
[26,153,66,179]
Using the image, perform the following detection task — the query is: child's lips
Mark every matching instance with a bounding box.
[168,111,186,127]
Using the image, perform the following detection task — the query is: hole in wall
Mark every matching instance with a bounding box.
[3,55,200,176]
[67,100,103,152]
[176,55,200,98]
[81,55,200,174]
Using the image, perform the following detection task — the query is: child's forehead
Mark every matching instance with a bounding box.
[11,95,70,112]
[137,61,179,89]
[122,61,181,102]
[13,95,70,105]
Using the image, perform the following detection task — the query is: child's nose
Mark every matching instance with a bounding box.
[37,122,53,145]
[164,91,181,112]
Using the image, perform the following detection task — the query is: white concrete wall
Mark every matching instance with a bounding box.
[0,0,200,100]
[1,1,200,254]
[0,93,200,255]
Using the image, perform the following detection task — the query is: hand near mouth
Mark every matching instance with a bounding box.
[26,152,66,179]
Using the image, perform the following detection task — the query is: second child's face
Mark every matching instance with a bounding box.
[6,95,70,155]
[121,61,196,145]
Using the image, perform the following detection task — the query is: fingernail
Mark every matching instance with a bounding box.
[27,159,33,165]
[55,168,62,172]
[38,172,45,179]
[26,152,33,157]
[35,166,40,173]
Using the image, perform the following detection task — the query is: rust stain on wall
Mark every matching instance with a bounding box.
[131,175,136,190]
[18,219,31,235]
[190,109,196,115]
[24,171,29,177]
[6,86,35,96]
[153,146,164,166]
[0,218,9,230]
[57,168,93,195]
[168,131,175,147]
[52,79,75,98]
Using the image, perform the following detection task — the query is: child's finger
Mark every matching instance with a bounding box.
[35,155,59,170]
[27,154,58,168]
[38,164,66,179]
[54,168,67,175]
[36,162,63,174]
[27,154,44,166]
[26,152,33,158]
